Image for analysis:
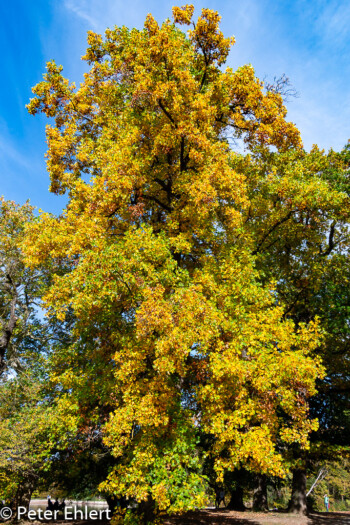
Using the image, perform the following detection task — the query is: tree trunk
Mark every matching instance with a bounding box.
[253,474,268,511]
[11,475,35,519]
[105,494,120,516]
[227,486,245,511]
[288,468,307,515]
[0,292,17,376]
[138,496,155,524]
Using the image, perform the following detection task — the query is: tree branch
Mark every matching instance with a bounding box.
[252,210,295,255]
[0,282,18,375]
[320,221,336,257]
[158,99,177,128]
[143,195,172,212]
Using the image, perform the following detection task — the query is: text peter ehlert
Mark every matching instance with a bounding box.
[16,506,112,520]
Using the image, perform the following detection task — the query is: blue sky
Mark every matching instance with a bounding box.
[2,0,350,215]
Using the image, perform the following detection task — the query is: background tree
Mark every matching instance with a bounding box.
[0,365,78,515]
[0,198,48,376]
[0,198,80,515]
[230,143,350,513]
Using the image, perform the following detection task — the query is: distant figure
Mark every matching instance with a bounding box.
[216,488,226,508]
[53,499,59,511]
[47,497,54,511]
[59,499,66,512]
[324,494,329,512]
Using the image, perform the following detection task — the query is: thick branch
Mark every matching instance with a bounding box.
[320,221,336,257]
[158,99,177,128]
[252,210,295,255]
[0,287,18,374]
[180,136,186,172]
[143,195,172,212]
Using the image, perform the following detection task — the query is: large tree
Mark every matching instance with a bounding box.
[25,5,326,522]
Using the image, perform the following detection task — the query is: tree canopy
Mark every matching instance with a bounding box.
[0,4,342,522]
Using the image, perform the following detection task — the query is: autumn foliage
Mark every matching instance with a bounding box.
[19,4,350,520]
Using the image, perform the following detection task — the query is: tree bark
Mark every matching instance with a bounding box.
[105,494,128,514]
[288,468,307,515]
[105,494,121,516]
[227,486,245,511]
[11,474,35,519]
[253,474,268,511]
[0,290,18,375]
[138,495,155,524]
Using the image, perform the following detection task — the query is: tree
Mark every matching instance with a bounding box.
[311,459,350,510]
[0,366,78,516]
[0,198,80,515]
[231,142,350,513]
[25,5,324,522]
[0,198,47,376]
[252,474,268,512]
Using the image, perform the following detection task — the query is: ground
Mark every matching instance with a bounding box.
[164,509,350,525]
[11,510,350,525]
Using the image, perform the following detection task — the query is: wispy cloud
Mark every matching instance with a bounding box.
[0,123,32,171]
[64,0,99,30]
[307,0,350,48]
[63,0,153,33]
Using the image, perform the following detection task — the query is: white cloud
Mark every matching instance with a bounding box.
[306,0,350,48]
[64,0,99,30]
[63,0,157,33]
[0,127,31,171]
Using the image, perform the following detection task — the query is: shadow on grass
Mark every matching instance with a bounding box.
[308,512,350,525]
[164,509,350,525]
[164,509,261,525]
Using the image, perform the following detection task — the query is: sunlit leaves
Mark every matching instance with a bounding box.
[23,5,327,518]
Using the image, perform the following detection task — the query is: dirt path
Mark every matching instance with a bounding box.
[164,509,350,525]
